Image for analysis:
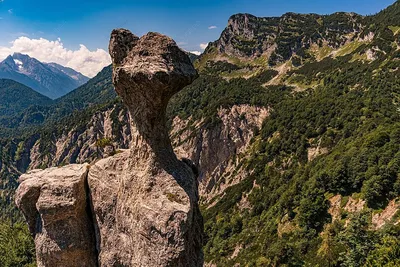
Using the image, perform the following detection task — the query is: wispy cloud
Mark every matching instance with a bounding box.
[8,9,12,14]
[10,32,30,38]
[0,36,110,77]
[200,43,209,50]
[189,51,201,56]
[208,26,217,30]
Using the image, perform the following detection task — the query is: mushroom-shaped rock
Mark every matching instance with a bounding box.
[15,29,203,267]
[109,30,198,163]
[87,29,203,267]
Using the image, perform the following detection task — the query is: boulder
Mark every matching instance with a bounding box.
[15,164,97,267]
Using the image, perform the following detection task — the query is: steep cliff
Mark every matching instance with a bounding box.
[172,104,269,200]
[15,29,204,267]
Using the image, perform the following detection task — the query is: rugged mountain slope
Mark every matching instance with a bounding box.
[0,79,52,117]
[0,53,89,99]
[198,2,400,266]
[202,11,364,65]
[198,0,399,79]
[46,62,89,85]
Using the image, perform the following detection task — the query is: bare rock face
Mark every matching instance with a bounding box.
[15,164,97,267]
[87,29,202,266]
[16,29,203,267]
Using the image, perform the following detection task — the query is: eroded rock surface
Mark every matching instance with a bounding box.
[15,164,97,267]
[16,29,203,267]
[172,104,269,201]
[88,29,202,266]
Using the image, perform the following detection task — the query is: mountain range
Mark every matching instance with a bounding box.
[1,1,400,266]
[0,53,89,99]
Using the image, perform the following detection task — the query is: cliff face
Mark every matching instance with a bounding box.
[28,104,132,169]
[1,97,264,221]
[172,104,269,200]
[15,29,203,267]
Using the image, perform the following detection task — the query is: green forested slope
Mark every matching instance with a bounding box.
[196,2,400,266]
[202,53,400,266]
[0,65,115,137]
[0,79,52,117]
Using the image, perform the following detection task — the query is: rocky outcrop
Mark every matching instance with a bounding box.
[372,199,400,229]
[16,29,203,267]
[4,88,265,220]
[15,164,97,267]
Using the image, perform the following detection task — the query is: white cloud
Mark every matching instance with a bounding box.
[8,9,12,14]
[208,26,217,30]
[200,43,209,50]
[189,51,201,56]
[0,36,111,77]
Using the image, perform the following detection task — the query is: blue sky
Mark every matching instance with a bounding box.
[0,0,396,76]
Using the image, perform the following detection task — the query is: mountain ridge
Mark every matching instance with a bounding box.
[0,53,89,99]
[200,1,400,68]
[0,65,114,135]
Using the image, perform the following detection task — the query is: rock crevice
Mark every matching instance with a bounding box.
[16,29,203,267]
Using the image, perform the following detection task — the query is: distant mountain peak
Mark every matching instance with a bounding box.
[0,53,89,99]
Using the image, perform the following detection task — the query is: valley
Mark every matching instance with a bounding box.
[1,1,400,266]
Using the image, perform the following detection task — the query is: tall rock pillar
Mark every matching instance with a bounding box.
[87,29,203,267]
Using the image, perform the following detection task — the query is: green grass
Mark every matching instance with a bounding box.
[335,41,363,57]
[389,25,400,35]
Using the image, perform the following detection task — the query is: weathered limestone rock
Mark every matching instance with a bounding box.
[87,29,202,266]
[15,28,203,267]
[15,164,97,267]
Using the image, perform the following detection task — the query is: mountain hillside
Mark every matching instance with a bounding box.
[1,1,400,266]
[0,65,115,135]
[194,2,400,266]
[0,79,52,117]
[199,0,399,77]
[0,53,89,99]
